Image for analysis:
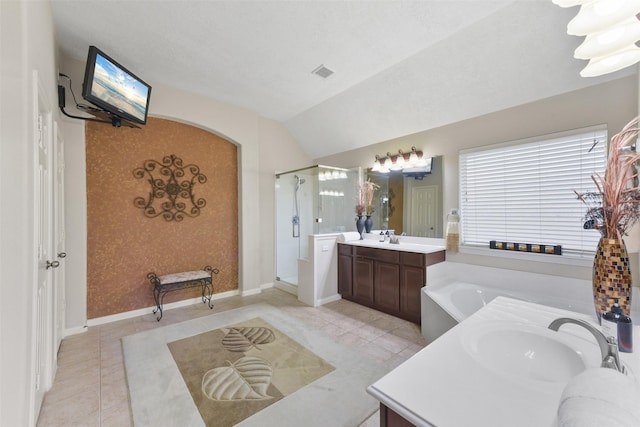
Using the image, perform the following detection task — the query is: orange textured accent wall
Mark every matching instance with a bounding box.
[86,117,238,319]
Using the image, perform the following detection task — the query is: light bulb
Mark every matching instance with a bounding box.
[568,0,640,36]
[408,151,419,167]
[574,17,640,59]
[580,45,640,77]
[552,0,588,7]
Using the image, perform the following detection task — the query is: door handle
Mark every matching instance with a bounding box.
[46,260,60,269]
[57,252,67,258]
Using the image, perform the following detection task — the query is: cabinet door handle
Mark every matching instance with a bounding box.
[57,252,67,258]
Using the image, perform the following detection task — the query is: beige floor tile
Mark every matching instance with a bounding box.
[336,331,371,348]
[354,323,389,342]
[318,321,349,338]
[100,378,130,412]
[372,332,413,354]
[100,404,133,427]
[359,410,381,427]
[358,341,397,364]
[42,372,100,405]
[388,323,427,345]
[38,388,100,426]
[39,289,423,426]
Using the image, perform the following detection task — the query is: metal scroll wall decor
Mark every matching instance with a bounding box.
[133,154,207,221]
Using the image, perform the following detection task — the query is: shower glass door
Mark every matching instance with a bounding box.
[275,167,315,286]
[275,165,358,287]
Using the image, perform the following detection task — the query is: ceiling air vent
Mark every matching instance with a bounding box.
[312,64,334,79]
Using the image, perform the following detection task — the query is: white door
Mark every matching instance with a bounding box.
[409,185,439,237]
[52,121,66,357]
[32,71,55,421]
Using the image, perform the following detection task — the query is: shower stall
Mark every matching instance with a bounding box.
[275,165,359,287]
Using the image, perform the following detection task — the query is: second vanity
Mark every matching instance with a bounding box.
[337,239,445,323]
[367,296,640,427]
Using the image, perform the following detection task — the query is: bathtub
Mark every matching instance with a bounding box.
[420,261,638,344]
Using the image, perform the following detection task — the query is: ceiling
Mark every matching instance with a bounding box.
[51,0,635,159]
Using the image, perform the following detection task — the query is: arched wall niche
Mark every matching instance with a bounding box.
[85,116,239,318]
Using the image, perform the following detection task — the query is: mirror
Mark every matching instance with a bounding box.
[366,156,443,237]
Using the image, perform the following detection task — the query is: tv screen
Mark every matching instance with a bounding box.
[82,45,151,125]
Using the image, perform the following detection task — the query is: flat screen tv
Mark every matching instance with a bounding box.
[82,45,151,125]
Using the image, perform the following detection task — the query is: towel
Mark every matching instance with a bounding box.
[336,232,361,243]
[557,368,640,427]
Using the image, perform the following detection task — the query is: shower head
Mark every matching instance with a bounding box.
[294,175,306,186]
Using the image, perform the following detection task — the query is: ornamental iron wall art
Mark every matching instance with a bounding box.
[133,154,207,221]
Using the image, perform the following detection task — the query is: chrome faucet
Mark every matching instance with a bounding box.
[548,317,625,374]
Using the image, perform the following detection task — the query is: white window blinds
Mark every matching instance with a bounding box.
[459,126,607,254]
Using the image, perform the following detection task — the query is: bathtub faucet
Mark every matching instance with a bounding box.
[548,317,625,374]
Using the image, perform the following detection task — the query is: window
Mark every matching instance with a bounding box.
[459,126,607,255]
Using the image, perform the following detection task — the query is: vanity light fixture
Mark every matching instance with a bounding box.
[552,0,640,77]
[318,169,348,181]
[371,147,433,179]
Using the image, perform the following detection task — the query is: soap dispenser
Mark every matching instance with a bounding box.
[379,231,385,242]
[602,299,633,353]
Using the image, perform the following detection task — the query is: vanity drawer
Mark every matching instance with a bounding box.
[401,252,426,267]
[338,244,353,256]
[355,247,400,264]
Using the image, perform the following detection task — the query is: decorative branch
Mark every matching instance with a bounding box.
[576,117,640,240]
[356,178,380,215]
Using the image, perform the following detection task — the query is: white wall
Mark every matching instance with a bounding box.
[258,119,311,285]
[316,76,638,280]
[59,54,311,329]
[0,1,60,425]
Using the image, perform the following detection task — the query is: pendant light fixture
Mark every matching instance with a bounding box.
[567,0,640,36]
[574,18,640,59]
[552,0,640,77]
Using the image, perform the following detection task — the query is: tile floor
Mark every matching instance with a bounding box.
[36,288,427,427]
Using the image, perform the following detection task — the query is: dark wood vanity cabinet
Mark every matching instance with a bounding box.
[380,403,416,427]
[337,243,445,323]
[353,256,375,303]
[337,244,354,297]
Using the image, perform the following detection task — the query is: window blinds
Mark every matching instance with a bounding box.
[459,126,607,254]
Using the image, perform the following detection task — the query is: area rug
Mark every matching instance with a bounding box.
[122,303,388,427]
[167,317,335,426]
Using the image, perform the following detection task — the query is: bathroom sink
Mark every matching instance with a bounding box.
[462,322,594,384]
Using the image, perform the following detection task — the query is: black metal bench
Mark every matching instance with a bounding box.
[147,265,219,321]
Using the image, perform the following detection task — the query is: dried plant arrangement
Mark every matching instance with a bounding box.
[576,116,640,241]
[356,178,380,215]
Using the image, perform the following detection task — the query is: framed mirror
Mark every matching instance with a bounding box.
[366,156,443,237]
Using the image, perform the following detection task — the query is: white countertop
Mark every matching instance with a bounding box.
[367,297,640,427]
[339,239,445,254]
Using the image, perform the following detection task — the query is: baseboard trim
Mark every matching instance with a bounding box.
[318,294,342,306]
[86,289,240,327]
[64,325,89,337]
[274,281,298,296]
[241,288,262,297]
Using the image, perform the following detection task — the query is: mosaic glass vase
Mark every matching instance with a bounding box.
[592,237,632,323]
